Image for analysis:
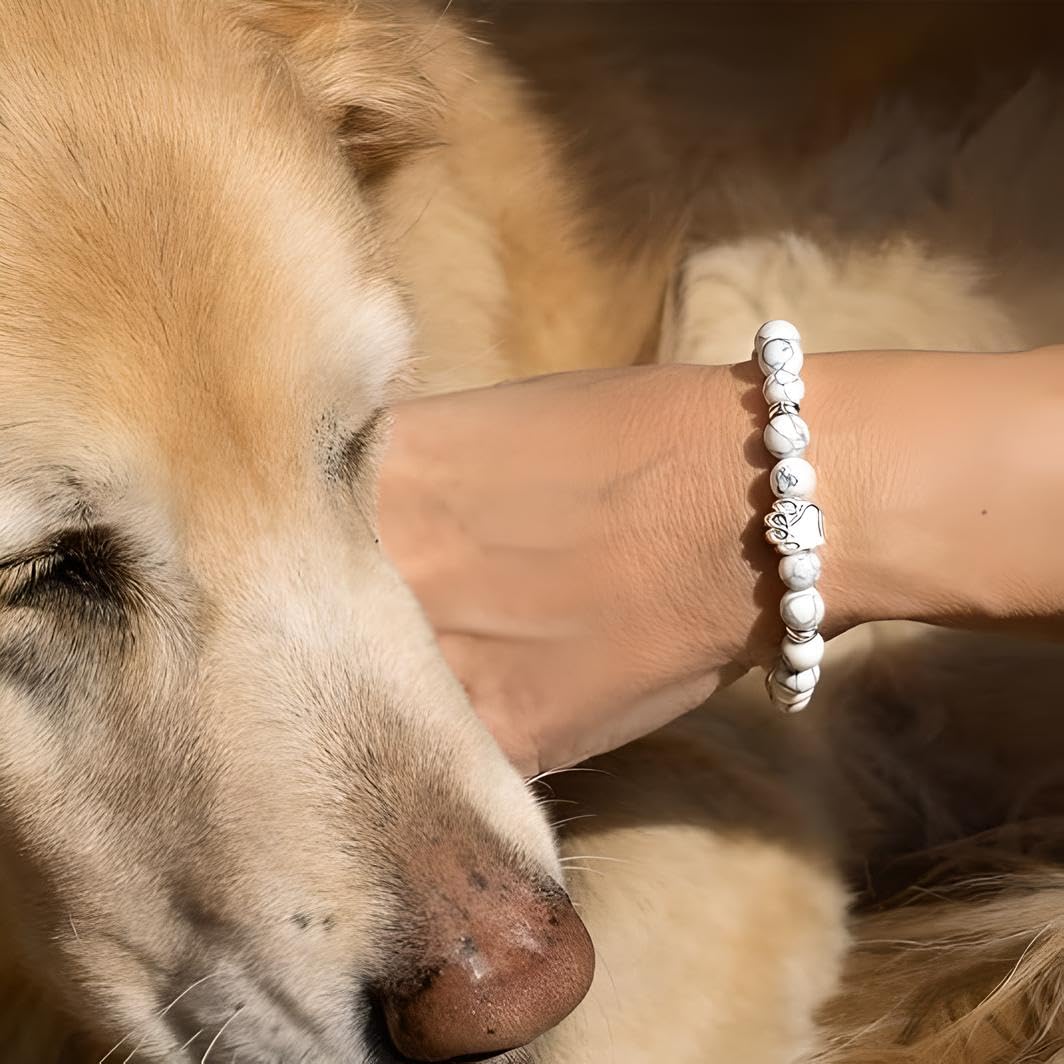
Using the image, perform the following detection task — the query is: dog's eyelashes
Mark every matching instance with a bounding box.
[0,526,128,610]
[0,544,65,600]
[334,407,385,485]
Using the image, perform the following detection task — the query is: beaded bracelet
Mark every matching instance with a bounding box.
[754,320,826,713]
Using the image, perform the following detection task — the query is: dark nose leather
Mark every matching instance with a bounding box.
[377,869,594,1062]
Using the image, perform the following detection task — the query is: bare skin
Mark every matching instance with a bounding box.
[380,347,1064,776]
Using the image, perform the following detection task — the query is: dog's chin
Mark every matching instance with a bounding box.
[457,1053,534,1064]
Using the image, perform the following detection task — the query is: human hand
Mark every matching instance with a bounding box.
[378,365,782,776]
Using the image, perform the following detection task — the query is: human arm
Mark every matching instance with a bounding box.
[378,346,1064,775]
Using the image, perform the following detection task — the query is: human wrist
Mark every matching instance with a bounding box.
[600,361,780,675]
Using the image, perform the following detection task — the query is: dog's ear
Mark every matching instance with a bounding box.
[236,0,444,179]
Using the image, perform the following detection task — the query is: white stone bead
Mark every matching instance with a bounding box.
[781,632,825,671]
[777,691,813,714]
[762,369,805,406]
[770,457,816,499]
[757,338,804,377]
[763,409,809,459]
[780,587,824,631]
[764,499,825,555]
[776,665,820,694]
[778,550,821,590]
[754,319,801,353]
[767,672,814,711]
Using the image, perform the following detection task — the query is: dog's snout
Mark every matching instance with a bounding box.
[377,862,594,1062]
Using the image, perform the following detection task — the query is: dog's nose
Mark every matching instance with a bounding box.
[377,869,594,1062]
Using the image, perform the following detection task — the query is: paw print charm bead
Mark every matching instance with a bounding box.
[764,498,825,555]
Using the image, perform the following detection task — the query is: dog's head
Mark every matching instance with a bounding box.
[0,2,591,1060]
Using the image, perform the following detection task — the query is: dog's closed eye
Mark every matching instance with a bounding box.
[0,526,128,611]
[333,407,386,485]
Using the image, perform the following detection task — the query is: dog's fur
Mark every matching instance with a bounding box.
[2,1,1064,1061]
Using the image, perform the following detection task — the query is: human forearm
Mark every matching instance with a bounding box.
[804,345,1064,637]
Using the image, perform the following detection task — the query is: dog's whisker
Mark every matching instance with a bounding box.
[558,865,606,879]
[560,854,630,866]
[107,973,222,1064]
[118,1037,148,1064]
[550,814,597,830]
[97,1029,135,1064]
[103,1011,168,1064]
[201,1005,245,1064]
[179,1029,204,1052]
[120,1040,143,1064]
[528,766,612,785]
[394,187,441,244]
[160,973,224,1018]
[594,946,621,1062]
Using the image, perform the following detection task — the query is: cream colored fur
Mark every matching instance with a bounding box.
[2,3,1064,1063]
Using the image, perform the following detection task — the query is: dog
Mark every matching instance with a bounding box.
[2,2,1064,1062]
[0,3,592,1060]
